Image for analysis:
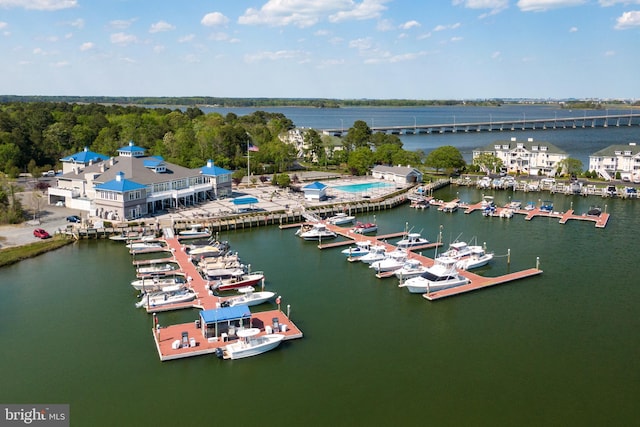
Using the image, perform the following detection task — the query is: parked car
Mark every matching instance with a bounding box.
[33,228,51,239]
[66,215,81,223]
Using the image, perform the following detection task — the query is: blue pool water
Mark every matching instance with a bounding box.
[331,182,393,193]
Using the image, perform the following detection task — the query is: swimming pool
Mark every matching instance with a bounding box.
[331,182,393,193]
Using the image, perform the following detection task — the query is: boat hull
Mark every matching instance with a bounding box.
[220,334,285,360]
[399,276,470,294]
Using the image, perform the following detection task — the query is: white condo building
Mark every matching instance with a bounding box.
[588,142,640,182]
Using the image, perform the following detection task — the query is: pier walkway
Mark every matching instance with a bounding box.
[139,236,303,361]
[320,222,543,300]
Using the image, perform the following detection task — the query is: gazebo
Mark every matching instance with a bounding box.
[199,306,251,340]
[302,181,328,201]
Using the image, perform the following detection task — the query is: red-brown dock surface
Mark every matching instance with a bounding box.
[152,309,303,361]
[322,222,543,300]
[462,202,610,228]
[139,236,303,360]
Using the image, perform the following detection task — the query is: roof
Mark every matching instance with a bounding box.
[60,147,109,164]
[476,140,567,154]
[590,144,640,157]
[142,158,165,168]
[94,173,147,192]
[200,160,232,177]
[372,165,421,176]
[87,156,200,186]
[200,306,251,324]
[232,196,258,205]
[303,181,327,190]
[117,141,146,156]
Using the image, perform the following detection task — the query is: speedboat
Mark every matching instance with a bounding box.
[209,271,266,292]
[440,202,459,213]
[439,241,473,260]
[540,200,554,212]
[499,208,514,218]
[178,225,211,240]
[341,240,371,258]
[395,232,430,249]
[398,257,469,294]
[369,249,408,273]
[188,242,230,258]
[220,287,275,308]
[455,246,494,270]
[126,241,165,251]
[357,244,387,264]
[131,275,186,292]
[136,287,197,309]
[216,328,285,360]
[524,201,536,211]
[295,223,337,240]
[394,259,429,280]
[325,212,356,225]
[587,206,602,216]
[350,222,378,234]
[136,263,178,277]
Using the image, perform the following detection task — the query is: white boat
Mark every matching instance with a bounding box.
[136,263,178,276]
[394,259,429,280]
[395,232,430,249]
[499,208,514,218]
[350,222,378,234]
[357,244,387,264]
[326,212,356,225]
[524,201,536,211]
[369,249,408,273]
[438,241,473,260]
[341,240,371,257]
[440,201,458,213]
[507,200,522,210]
[188,243,229,258]
[398,256,469,294]
[216,328,285,360]
[131,275,186,292]
[455,246,494,270]
[209,271,266,292]
[135,287,197,308]
[221,287,276,308]
[178,225,211,240]
[295,223,337,240]
[125,241,164,251]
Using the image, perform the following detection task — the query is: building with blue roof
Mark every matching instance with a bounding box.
[47,142,232,220]
[302,181,328,201]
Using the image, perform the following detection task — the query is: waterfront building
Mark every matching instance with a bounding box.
[371,165,422,184]
[302,181,328,201]
[47,142,232,220]
[588,142,640,182]
[472,137,568,177]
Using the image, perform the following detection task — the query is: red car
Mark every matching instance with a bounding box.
[33,228,51,239]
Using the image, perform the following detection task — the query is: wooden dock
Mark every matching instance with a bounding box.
[138,236,303,360]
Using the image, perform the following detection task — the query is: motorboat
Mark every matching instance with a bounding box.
[369,249,408,273]
[357,244,387,264]
[455,246,494,270]
[350,222,378,234]
[524,201,536,211]
[539,200,554,212]
[198,253,243,270]
[398,256,469,294]
[506,200,522,210]
[395,232,430,249]
[220,287,276,308]
[394,259,429,280]
[216,328,285,360]
[440,201,459,213]
[135,287,197,309]
[178,225,211,240]
[295,223,337,240]
[125,241,165,251]
[131,275,186,292]
[499,208,514,218]
[136,263,178,277]
[209,271,266,292]
[188,242,230,258]
[341,240,371,258]
[325,212,356,225]
[586,206,602,216]
[438,241,473,260]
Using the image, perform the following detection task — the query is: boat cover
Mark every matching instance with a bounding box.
[232,196,258,205]
[200,306,251,324]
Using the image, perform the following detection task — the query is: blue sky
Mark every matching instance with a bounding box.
[1,0,639,99]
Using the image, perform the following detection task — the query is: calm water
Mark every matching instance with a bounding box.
[1,186,638,426]
[331,182,393,193]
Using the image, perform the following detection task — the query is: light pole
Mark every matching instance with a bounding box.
[339,119,344,134]
[413,116,417,132]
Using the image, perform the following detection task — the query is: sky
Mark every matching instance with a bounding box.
[1,0,639,100]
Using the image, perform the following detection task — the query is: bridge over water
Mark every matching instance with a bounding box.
[321,113,640,136]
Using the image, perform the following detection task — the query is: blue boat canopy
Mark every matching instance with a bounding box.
[200,306,251,324]
[232,196,259,205]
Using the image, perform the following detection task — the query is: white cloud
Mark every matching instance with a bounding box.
[110,32,137,46]
[109,19,136,30]
[0,21,8,29]
[604,50,615,56]
[433,23,460,31]
[599,0,640,6]
[178,34,195,43]
[377,19,395,32]
[614,10,640,29]
[201,12,229,27]
[0,0,77,10]
[491,51,501,59]
[400,20,420,30]
[69,18,84,29]
[453,0,509,17]
[51,60,69,67]
[244,50,309,63]
[208,32,231,42]
[451,36,464,42]
[517,0,587,13]
[569,26,578,32]
[153,45,165,53]
[79,42,94,51]
[238,0,389,28]
[349,37,373,50]
[149,21,175,33]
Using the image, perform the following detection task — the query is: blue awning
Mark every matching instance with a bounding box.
[200,306,251,324]
[232,196,259,205]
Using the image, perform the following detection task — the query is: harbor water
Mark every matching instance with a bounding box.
[1,186,638,426]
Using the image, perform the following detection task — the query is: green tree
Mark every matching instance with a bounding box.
[342,120,371,152]
[347,146,374,175]
[303,129,323,163]
[425,145,466,174]
[557,158,583,177]
[473,152,503,174]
